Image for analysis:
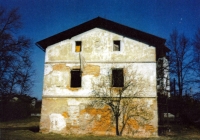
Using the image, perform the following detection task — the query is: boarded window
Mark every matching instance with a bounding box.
[112,69,124,87]
[75,41,82,52]
[113,40,120,51]
[71,69,81,87]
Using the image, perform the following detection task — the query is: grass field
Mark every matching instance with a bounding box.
[0,117,200,140]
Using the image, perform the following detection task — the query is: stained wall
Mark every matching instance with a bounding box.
[40,28,158,137]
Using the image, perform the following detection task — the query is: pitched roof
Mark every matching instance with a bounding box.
[36,17,169,55]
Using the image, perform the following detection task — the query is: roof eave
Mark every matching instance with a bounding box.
[36,17,167,51]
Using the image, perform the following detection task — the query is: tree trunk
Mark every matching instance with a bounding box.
[115,115,120,136]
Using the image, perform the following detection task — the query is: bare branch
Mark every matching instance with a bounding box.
[90,67,154,136]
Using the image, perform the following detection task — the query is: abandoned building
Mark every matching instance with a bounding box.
[36,17,170,137]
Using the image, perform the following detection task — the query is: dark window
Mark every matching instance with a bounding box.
[71,69,81,87]
[112,69,124,87]
[75,41,82,52]
[113,40,120,51]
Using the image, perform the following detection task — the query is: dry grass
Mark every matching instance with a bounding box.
[0,117,39,128]
[0,117,200,140]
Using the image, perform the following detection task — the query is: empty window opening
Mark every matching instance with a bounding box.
[71,69,81,87]
[113,40,120,51]
[112,69,124,87]
[75,41,82,52]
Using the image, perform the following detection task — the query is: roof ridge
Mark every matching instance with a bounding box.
[36,17,168,52]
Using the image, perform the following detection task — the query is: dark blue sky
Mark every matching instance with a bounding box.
[1,0,200,99]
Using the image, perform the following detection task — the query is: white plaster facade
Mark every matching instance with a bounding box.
[43,28,157,97]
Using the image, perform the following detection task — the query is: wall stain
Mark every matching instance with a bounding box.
[53,64,69,71]
[83,65,100,76]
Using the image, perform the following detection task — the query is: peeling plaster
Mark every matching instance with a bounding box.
[68,99,81,106]
[49,113,66,131]
[41,27,158,137]
[45,28,156,62]
[43,63,156,97]
[44,64,53,75]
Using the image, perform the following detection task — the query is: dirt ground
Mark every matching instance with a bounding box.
[0,117,200,140]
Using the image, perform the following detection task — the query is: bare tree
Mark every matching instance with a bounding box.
[193,28,200,87]
[0,6,34,96]
[167,29,193,97]
[90,66,154,136]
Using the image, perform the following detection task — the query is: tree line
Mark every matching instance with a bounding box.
[168,29,200,97]
[0,6,35,120]
[0,6,34,96]
[158,29,200,127]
